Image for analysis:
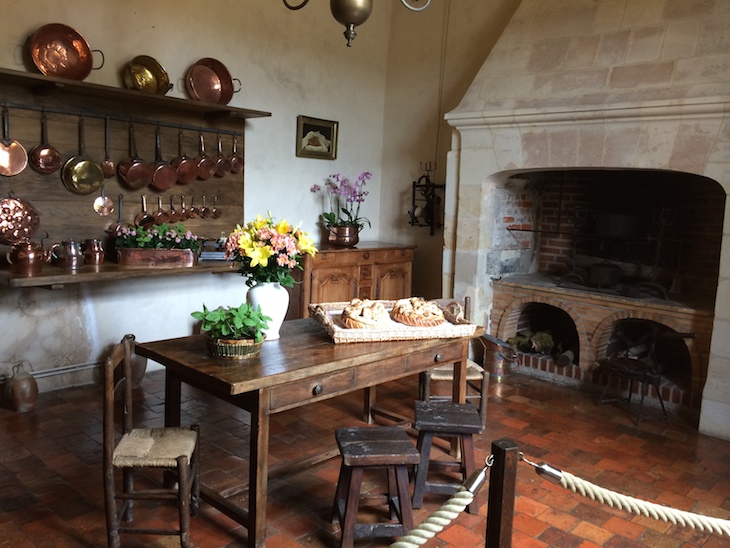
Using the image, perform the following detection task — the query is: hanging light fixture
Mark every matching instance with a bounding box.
[283,0,431,47]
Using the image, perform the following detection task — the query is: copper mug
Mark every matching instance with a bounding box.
[83,238,104,265]
[51,240,84,269]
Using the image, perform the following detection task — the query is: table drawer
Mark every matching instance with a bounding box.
[267,341,466,413]
[269,368,357,411]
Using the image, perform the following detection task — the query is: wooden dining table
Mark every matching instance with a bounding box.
[135,317,480,547]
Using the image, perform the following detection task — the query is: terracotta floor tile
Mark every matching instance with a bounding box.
[1,371,729,547]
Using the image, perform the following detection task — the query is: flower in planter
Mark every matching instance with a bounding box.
[310,171,372,230]
[223,212,317,288]
[115,223,202,252]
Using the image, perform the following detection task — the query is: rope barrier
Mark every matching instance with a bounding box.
[521,454,730,536]
[389,455,492,548]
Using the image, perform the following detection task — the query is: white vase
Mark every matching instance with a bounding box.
[246,282,290,341]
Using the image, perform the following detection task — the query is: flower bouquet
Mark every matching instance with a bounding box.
[223,212,317,288]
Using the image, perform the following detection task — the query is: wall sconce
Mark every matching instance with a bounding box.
[284,0,431,46]
[408,164,444,236]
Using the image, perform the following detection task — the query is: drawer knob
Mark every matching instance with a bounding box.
[363,252,370,259]
[312,384,323,396]
[434,354,443,363]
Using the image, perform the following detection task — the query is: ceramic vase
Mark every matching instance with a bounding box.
[5,363,38,413]
[246,282,289,341]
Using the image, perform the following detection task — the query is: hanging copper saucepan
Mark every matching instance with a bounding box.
[92,185,114,216]
[29,111,62,175]
[229,136,244,174]
[195,133,216,180]
[117,124,153,190]
[61,118,104,195]
[184,58,241,105]
[171,130,197,185]
[214,135,231,177]
[101,116,115,178]
[150,126,177,191]
[0,108,28,177]
[134,195,155,229]
[26,23,104,81]
[168,195,181,223]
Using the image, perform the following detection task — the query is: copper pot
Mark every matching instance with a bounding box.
[117,124,153,190]
[0,107,28,177]
[6,239,50,276]
[195,133,216,181]
[61,118,103,195]
[214,135,231,177]
[150,127,177,191]
[171,130,197,185]
[29,112,61,175]
[122,55,171,95]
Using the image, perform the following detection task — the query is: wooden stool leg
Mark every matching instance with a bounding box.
[460,434,479,514]
[332,464,350,524]
[395,465,414,533]
[412,431,433,509]
[387,466,398,520]
[340,467,363,548]
[177,456,191,548]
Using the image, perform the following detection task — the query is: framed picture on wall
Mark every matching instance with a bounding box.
[296,115,338,160]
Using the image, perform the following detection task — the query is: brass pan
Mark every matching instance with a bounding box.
[122,55,172,95]
[62,118,103,195]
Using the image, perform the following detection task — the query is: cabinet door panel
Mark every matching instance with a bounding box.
[375,263,412,300]
[310,266,358,303]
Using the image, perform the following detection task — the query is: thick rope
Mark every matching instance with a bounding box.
[389,488,474,548]
[560,470,730,536]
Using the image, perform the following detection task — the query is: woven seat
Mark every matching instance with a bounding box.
[332,426,420,548]
[103,334,200,548]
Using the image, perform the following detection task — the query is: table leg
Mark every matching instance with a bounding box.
[249,389,270,548]
[165,370,182,427]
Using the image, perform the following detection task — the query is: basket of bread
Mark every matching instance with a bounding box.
[309,297,479,343]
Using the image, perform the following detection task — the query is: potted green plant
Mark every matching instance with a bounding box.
[191,303,272,359]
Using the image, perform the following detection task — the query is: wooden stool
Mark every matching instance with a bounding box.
[412,400,484,513]
[332,426,421,548]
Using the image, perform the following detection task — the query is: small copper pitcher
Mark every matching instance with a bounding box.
[83,238,105,265]
[51,240,84,269]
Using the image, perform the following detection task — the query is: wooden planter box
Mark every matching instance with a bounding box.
[117,248,198,268]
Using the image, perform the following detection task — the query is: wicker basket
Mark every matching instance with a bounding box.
[206,336,264,359]
[308,300,480,344]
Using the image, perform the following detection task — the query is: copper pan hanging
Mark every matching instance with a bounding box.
[0,107,28,177]
[29,111,62,175]
[61,118,103,195]
[27,23,104,81]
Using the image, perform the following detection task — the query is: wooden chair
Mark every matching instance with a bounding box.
[103,334,200,548]
[418,297,490,427]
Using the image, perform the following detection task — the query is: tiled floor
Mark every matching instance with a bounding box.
[1,369,729,547]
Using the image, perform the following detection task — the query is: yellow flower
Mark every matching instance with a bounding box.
[295,229,318,257]
[247,243,275,267]
[251,214,269,231]
[274,218,292,235]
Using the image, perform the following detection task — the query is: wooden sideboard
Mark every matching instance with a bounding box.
[289,241,414,318]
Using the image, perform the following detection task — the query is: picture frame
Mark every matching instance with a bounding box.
[296,115,338,160]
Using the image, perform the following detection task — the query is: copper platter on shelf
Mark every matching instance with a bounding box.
[27,23,94,81]
[0,195,40,245]
[184,58,239,105]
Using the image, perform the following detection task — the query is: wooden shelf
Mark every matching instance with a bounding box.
[0,261,238,289]
[0,67,271,122]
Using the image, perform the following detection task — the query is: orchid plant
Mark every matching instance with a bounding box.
[223,212,317,288]
[310,171,372,230]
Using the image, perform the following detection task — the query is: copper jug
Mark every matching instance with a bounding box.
[82,238,104,265]
[5,362,38,413]
[51,240,84,269]
[6,239,50,276]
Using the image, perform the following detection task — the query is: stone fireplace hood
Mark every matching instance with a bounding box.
[442,0,730,440]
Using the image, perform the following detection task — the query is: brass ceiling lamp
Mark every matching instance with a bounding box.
[284,0,431,47]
